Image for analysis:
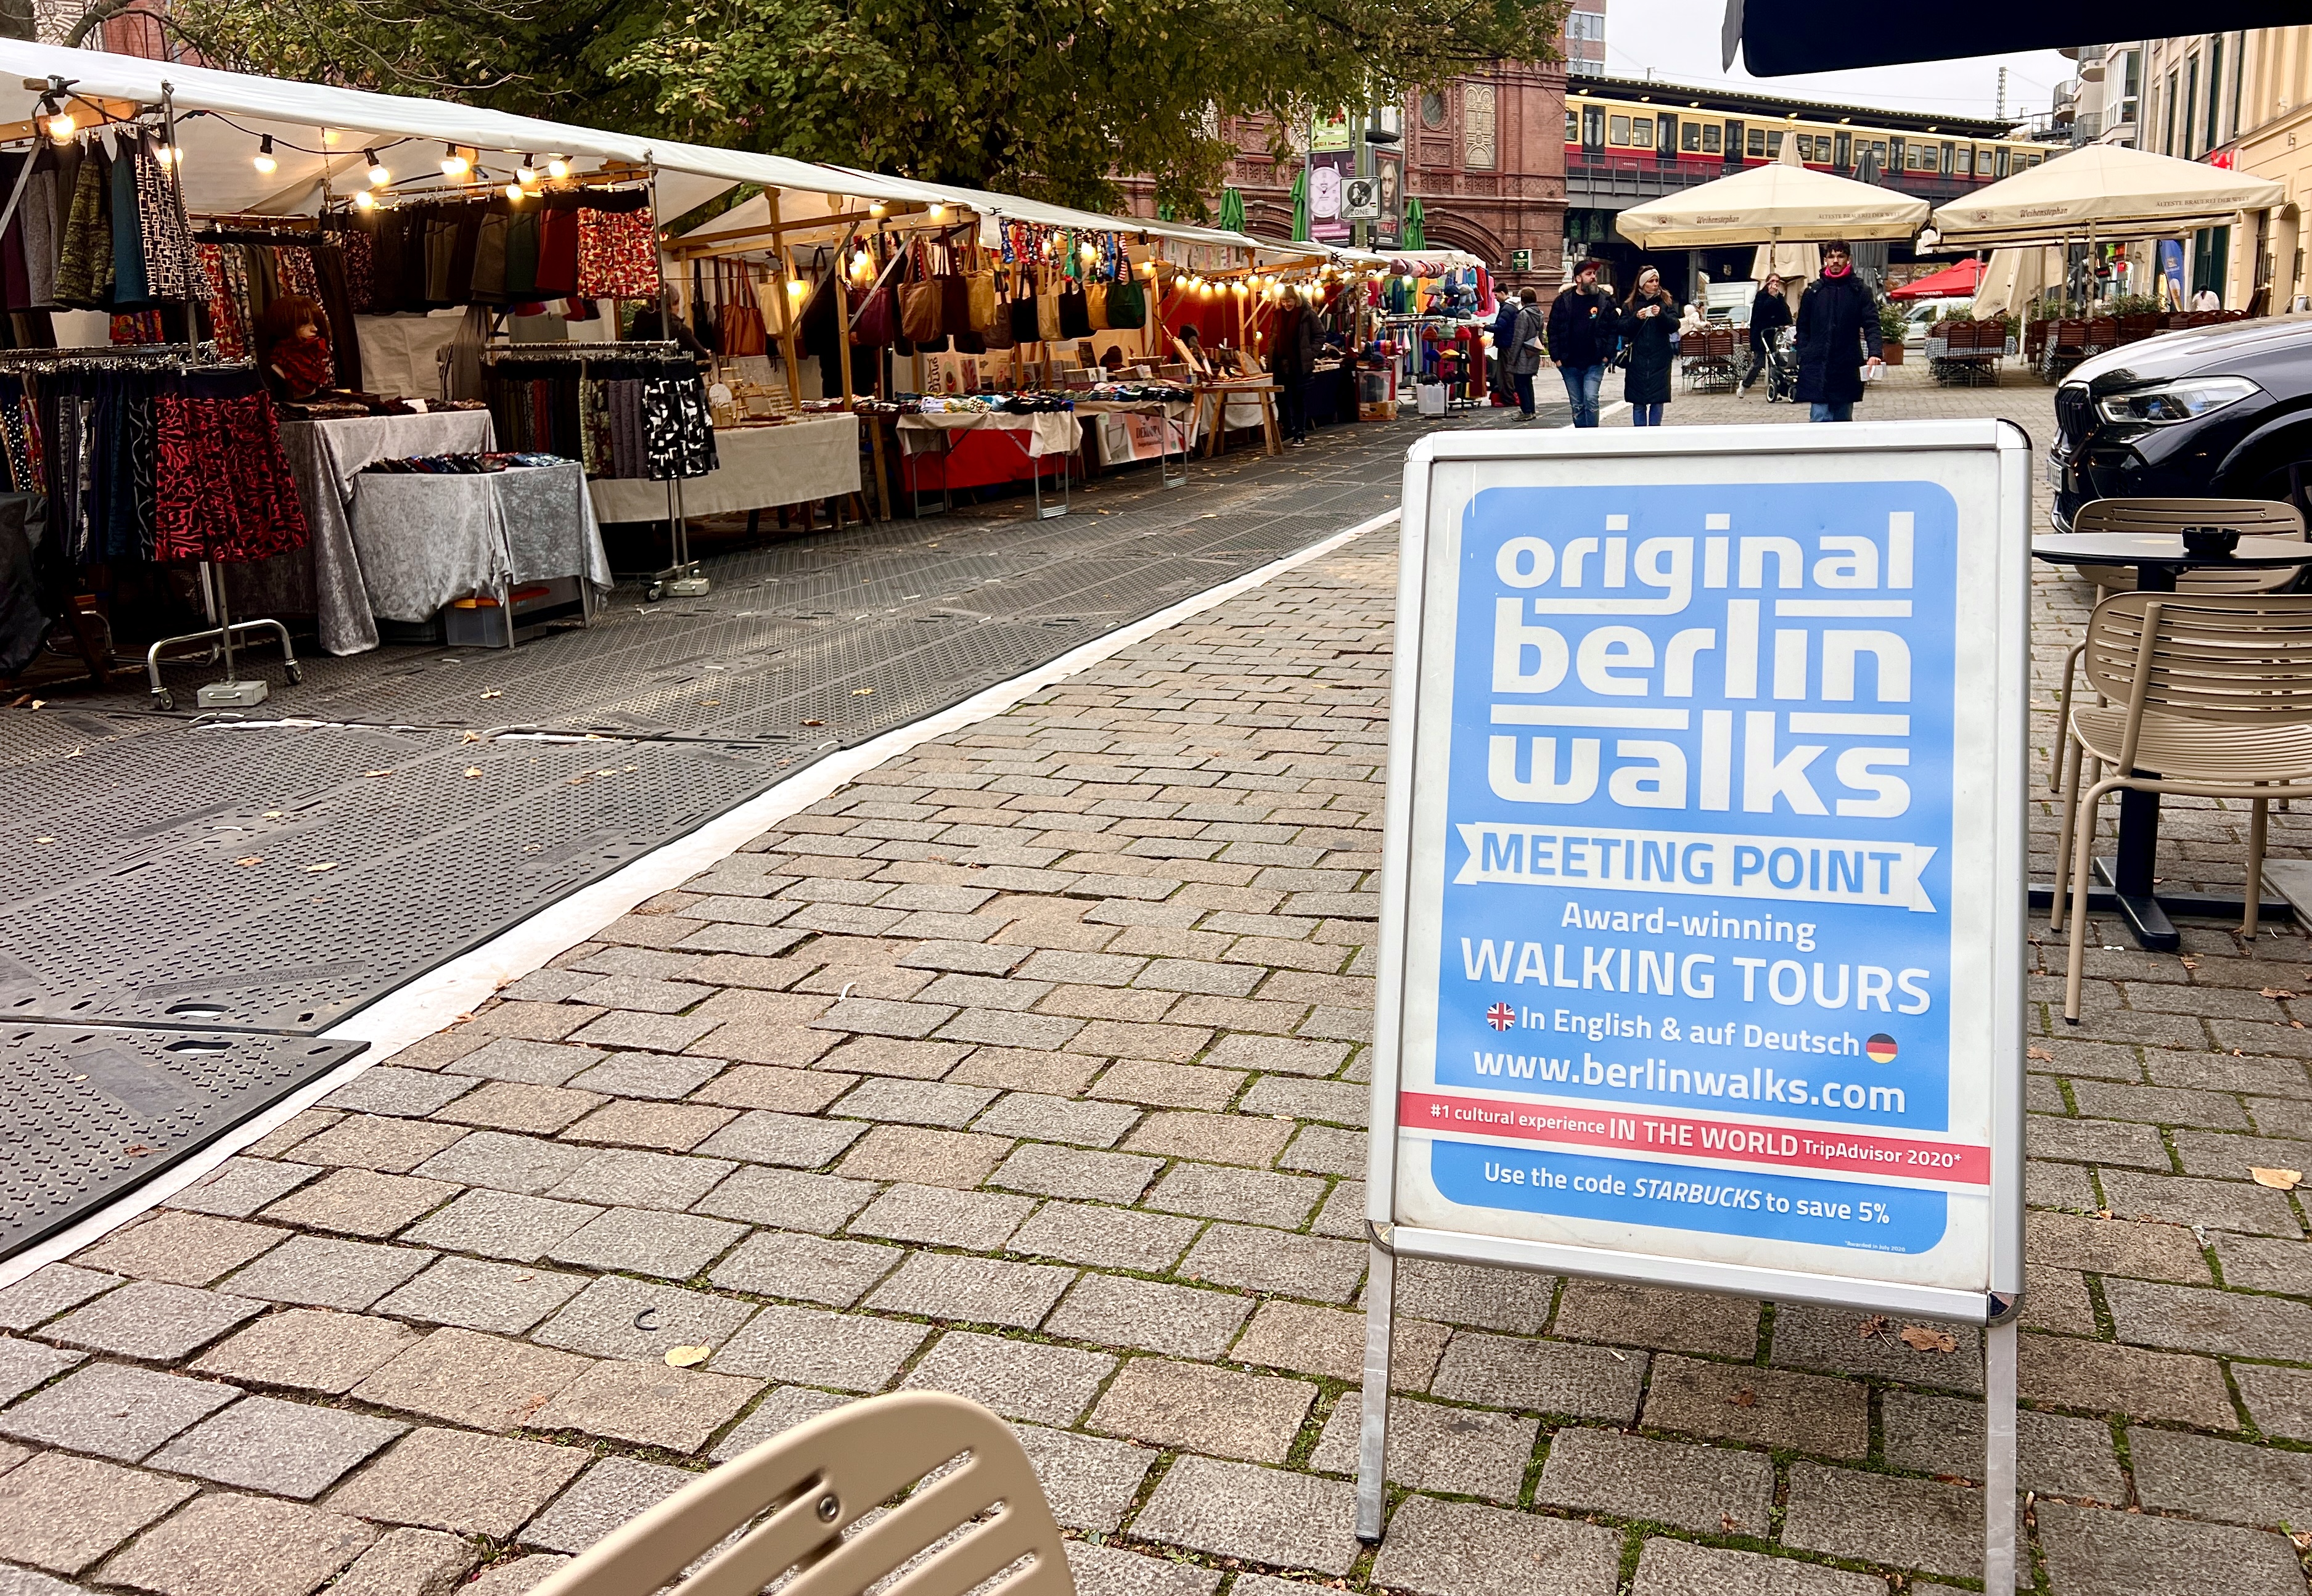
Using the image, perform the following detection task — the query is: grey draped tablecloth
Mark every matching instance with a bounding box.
[586,414,861,523]
[348,462,610,625]
[223,412,500,655]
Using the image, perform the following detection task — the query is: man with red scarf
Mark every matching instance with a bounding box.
[1793,242,1883,422]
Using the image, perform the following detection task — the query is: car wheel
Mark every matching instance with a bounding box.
[2221,428,2312,512]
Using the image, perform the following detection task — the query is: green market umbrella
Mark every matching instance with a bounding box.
[1404,196,1425,250]
[1218,187,1245,233]
[1290,168,1310,243]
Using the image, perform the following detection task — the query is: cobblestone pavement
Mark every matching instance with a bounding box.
[3,364,2311,1596]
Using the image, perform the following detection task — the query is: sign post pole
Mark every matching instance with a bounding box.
[1359,423,2030,1569]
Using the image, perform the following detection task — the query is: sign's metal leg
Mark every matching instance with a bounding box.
[1984,1317,2018,1590]
[1355,1241,1395,1544]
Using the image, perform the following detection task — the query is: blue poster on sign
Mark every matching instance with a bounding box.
[1401,477,1983,1259]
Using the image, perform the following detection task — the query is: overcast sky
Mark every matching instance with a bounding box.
[1602,0,2078,125]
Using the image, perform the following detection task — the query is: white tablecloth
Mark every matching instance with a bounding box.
[894,410,1082,457]
[350,462,609,624]
[587,414,861,523]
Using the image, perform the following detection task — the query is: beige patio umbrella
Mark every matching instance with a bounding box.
[1968,246,2066,320]
[1932,144,2283,248]
[1616,139,1930,250]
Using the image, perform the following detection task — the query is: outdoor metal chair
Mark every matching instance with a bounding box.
[527,1391,1074,1596]
[2052,592,2312,1020]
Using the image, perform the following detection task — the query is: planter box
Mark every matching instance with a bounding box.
[1881,343,1905,365]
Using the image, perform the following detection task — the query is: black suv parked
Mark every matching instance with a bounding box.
[2052,314,2312,528]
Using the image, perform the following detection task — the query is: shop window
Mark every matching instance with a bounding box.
[1702,125,1722,153]
[1610,115,1631,145]
[1631,117,1653,149]
[1683,121,1702,152]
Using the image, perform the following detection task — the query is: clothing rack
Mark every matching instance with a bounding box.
[478,340,686,361]
[0,345,243,372]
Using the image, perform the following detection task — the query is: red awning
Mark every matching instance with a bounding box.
[1890,258,1985,301]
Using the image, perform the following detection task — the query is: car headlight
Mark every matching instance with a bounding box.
[2096,375,2261,425]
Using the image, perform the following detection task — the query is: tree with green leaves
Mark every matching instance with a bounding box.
[136,0,1567,215]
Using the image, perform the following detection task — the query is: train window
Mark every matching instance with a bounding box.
[1766,130,1783,157]
[1631,117,1653,149]
[1996,147,2009,178]
[1583,106,1605,149]
[1793,134,1811,160]
[1655,115,1676,155]
[1703,124,1723,153]
[1747,127,1765,157]
[1940,141,1955,173]
[1871,140,1888,166]
[1566,110,1578,141]
[1609,115,1630,145]
[1955,146,1972,175]
[1683,121,1702,152]
[1918,145,1937,172]
[1834,130,1851,168]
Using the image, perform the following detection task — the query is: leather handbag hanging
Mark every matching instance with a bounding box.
[967,240,999,335]
[901,237,946,344]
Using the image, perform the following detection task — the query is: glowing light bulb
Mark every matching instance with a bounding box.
[253,135,277,176]
[364,149,390,187]
[45,110,73,142]
[785,278,806,300]
[353,189,376,210]
[547,157,570,180]
[868,202,886,218]
[928,203,946,221]
[155,143,175,168]
[441,144,469,178]
[517,155,537,184]
[504,181,523,202]
[1080,240,1095,260]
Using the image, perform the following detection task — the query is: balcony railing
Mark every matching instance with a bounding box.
[1564,153,1980,208]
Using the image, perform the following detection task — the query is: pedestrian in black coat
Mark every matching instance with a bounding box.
[1619,266,1677,426]
[1740,273,1792,393]
[1793,241,1885,420]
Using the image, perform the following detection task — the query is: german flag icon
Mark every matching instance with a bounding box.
[1865,1034,1899,1065]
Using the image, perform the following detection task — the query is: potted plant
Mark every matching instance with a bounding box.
[1877,300,1906,364]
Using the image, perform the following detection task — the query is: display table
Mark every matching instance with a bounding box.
[1076,400,1192,485]
[349,462,610,642]
[894,411,1078,518]
[586,413,861,524]
[1194,381,1282,457]
[226,411,501,656]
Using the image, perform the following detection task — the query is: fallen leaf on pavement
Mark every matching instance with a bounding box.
[1899,1325,1958,1353]
[462,730,483,743]
[665,1345,712,1368]
[852,687,873,695]
[121,1144,155,1157]
[2026,1047,2052,1062]
[233,856,261,867]
[1726,1389,1758,1408]
[33,836,54,844]
[1720,1512,1739,1533]
[1858,1314,1891,1340]
[462,767,482,779]
[2263,988,2299,1001]
[801,719,824,727]
[2250,1166,2303,1191]
[481,690,503,699]
[303,862,337,873]
[361,769,393,778]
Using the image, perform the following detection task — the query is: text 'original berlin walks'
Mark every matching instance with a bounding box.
[1402,479,1988,1262]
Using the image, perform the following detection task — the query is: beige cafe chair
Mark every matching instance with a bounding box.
[528,1391,1073,1596]
[2052,591,2312,1021]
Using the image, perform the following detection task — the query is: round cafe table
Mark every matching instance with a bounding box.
[2033,532,2312,949]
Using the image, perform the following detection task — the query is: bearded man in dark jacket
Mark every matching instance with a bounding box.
[1793,241,1884,422]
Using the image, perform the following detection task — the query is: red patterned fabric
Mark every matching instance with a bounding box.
[152,391,309,563]
[576,207,658,300]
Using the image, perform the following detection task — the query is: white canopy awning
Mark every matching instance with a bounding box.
[0,41,933,223]
[1617,142,1929,248]
[1933,145,2286,247]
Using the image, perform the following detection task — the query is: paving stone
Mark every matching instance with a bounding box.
[99,1491,379,1596]
[559,1099,737,1153]
[543,1148,736,1213]
[1639,1356,1867,1458]
[1010,1423,1152,1533]
[1428,1332,1646,1423]
[2026,1158,2099,1213]
[693,1110,869,1169]
[327,1428,589,1538]
[2028,1209,2217,1279]
[1093,1060,1247,1111]
[709,1386,856,1461]
[848,1183,1034,1250]
[2129,1425,2312,1528]
[819,1036,974,1083]
[2016,1334,2237,1427]
[519,1455,698,1553]
[409,1130,591,1195]
[1044,1272,1252,1359]
[570,1011,719,1052]
[0,1262,121,1333]
[694,1019,840,1070]
[42,1280,264,1362]
[166,1159,324,1219]
[1279,1123,1366,1176]
[990,1142,1160,1203]
[432,1080,605,1137]
[1784,1464,2008,1584]
[0,1340,84,1406]
[1768,1303,1982,1393]
[445,1038,603,1086]
[72,1211,284,1287]
[328,1526,478,1596]
[286,1116,472,1176]
[1131,1455,1361,1574]
[191,1307,419,1394]
[1179,1223,1363,1302]
[258,1169,457,1239]
[1370,1494,1620,1596]
[900,1330,1117,1425]
[530,1275,758,1363]
[691,1064,859,1115]
[400,1190,605,1262]
[900,941,1029,976]
[1231,1299,1448,1386]
[949,1044,1103,1095]
[2212,1234,2312,1294]
[710,1229,901,1307]
[564,1050,727,1102]
[831,1076,999,1128]
[527,1359,760,1452]
[0,1361,237,1462]
[148,1395,407,1499]
[1064,1542,1221,1596]
[1088,1357,1314,1462]
[2105,1277,2312,1359]
[1630,1538,1886,1596]
[1533,1426,1775,1534]
[1144,1163,1323,1228]
[462,1554,571,1594]
[1307,1394,1538,1500]
[0,1561,82,1596]
[708,1303,927,1391]
[1199,1034,1347,1076]
[221,1235,435,1311]
[1392,1259,1557,1333]
[2234,1362,2312,1440]
[1880,1391,2127,1502]
[1243,1077,1367,1126]
[321,1067,478,1118]
[691,1165,879,1233]
[1007,1201,1201,1272]
[372,1256,588,1335]
[972,1092,1141,1148]
[352,1328,592,1430]
[544,1206,745,1279]
[835,1124,1011,1187]
[2035,1498,2305,1596]
[1123,1110,1294,1167]
[0,1450,196,1575]
[1552,1280,1760,1359]
[864,1251,1075,1330]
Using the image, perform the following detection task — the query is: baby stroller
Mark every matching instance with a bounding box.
[1761,326,1798,403]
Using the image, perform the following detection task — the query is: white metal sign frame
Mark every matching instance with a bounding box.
[1357,421,2031,1587]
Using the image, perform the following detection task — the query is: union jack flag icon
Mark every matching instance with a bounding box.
[1486,1003,1515,1031]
